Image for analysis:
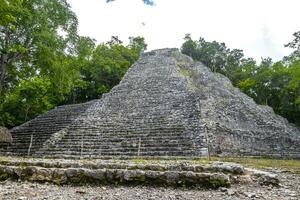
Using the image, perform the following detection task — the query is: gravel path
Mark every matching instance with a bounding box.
[0,172,299,200]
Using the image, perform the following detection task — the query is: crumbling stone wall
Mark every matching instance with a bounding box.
[0,127,12,143]
[0,127,12,150]
[174,50,300,158]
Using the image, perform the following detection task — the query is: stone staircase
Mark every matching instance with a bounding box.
[36,50,207,158]
[0,101,95,156]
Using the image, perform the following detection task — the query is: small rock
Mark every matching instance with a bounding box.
[227,189,235,196]
[288,193,297,197]
[76,190,86,194]
[284,189,292,193]
[3,192,9,196]
[219,187,227,192]
[247,168,279,186]
[246,192,257,198]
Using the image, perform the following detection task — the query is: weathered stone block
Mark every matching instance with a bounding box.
[0,127,12,143]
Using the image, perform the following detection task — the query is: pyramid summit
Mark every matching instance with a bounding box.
[1,48,299,158]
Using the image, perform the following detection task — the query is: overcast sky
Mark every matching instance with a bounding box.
[67,0,300,61]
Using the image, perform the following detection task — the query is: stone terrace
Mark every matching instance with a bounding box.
[0,157,280,188]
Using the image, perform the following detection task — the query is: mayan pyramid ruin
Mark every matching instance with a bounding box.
[1,48,299,158]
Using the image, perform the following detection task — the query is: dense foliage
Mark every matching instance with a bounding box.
[181,33,300,126]
[1,0,299,129]
[0,0,146,127]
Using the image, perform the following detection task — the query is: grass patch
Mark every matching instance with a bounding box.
[131,157,300,174]
[0,156,9,162]
[195,157,300,174]
[131,159,151,164]
[180,69,191,77]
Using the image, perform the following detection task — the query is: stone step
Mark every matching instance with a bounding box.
[51,140,192,146]
[0,159,238,188]
[11,134,193,143]
[10,137,194,145]
[44,145,194,152]
[61,135,191,140]
[2,100,96,156]
[62,131,192,135]
[8,144,196,155]
[11,127,194,135]
[0,158,243,175]
[7,141,195,149]
[38,150,197,157]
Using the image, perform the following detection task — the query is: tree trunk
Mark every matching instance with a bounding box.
[0,58,8,97]
[24,106,31,122]
[0,52,22,97]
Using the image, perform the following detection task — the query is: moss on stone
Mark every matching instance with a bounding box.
[18,162,27,169]
[180,69,191,77]
[69,172,88,185]
[207,178,230,188]
[134,174,146,183]
[0,169,10,181]
[0,167,18,181]
[0,156,9,162]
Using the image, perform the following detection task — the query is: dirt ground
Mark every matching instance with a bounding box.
[0,172,299,200]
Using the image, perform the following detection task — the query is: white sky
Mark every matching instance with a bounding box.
[67,0,300,61]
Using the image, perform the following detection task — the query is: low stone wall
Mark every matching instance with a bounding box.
[0,165,231,188]
[0,158,279,188]
[0,159,245,175]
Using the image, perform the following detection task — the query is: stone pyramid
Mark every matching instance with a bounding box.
[1,49,299,158]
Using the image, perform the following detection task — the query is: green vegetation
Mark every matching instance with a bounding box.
[216,158,300,174]
[0,0,147,128]
[0,168,10,181]
[197,157,300,174]
[131,157,300,174]
[1,0,299,129]
[181,33,300,126]
[177,61,198,83]
[0,156,8,162]
[179,69,191,77]
[69,171,89,185]
[207,179,230,188]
